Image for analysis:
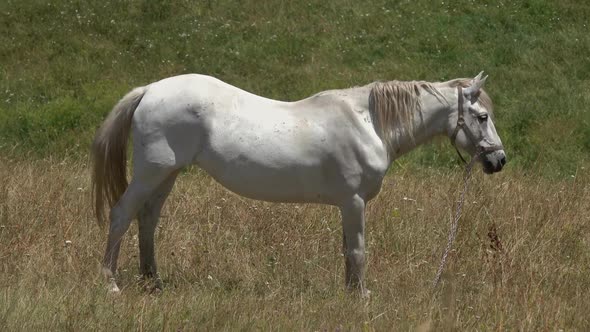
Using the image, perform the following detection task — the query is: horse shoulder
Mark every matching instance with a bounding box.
[317,95,388,200]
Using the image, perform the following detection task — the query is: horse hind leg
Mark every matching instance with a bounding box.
[102,168,176,293]
[137,170,179,290]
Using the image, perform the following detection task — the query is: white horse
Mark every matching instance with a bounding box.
[92,72,505,295]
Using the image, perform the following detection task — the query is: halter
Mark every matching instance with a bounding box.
[450,86,504,163]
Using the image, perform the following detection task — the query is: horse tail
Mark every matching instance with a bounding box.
[91,86,147,225]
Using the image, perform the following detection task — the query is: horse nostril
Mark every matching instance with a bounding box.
[500,156,507,166]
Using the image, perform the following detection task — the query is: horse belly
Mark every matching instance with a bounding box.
[210,167,329,203]
[195,133,336,204]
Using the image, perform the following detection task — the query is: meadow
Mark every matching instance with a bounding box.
[1,0,590,330]
[1,158,589,330]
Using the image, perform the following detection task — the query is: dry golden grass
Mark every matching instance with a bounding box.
[0,157,589,330]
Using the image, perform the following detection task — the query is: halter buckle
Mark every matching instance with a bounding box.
[456,117,465,127]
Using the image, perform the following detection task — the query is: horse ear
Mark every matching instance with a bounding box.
[463,72,488,103]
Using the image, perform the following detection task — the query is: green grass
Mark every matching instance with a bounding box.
[1,0,589,175]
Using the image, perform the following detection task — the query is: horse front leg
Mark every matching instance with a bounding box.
[340,195,369,297]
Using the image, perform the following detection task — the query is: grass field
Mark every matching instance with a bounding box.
[1,0,590,330]
[1,159,589,330]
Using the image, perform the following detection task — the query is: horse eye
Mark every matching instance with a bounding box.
[477,114,488,122]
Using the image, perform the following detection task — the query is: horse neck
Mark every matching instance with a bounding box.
[387,86,454,159]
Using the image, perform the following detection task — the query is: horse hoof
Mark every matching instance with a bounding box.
[149,286,163,295]
[107,278,121,294]
[346,284,371,298]
[154,278,163,291]
[147,279,163,295]
[108,284,121,294]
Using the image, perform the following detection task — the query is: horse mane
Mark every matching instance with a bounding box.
[369,80,441,152]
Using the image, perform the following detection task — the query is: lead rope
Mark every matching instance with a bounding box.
[432,153,480,288]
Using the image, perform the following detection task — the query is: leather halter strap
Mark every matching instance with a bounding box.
[450,86,503,164]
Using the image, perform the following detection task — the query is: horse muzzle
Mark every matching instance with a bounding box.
[481,149,506,174]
